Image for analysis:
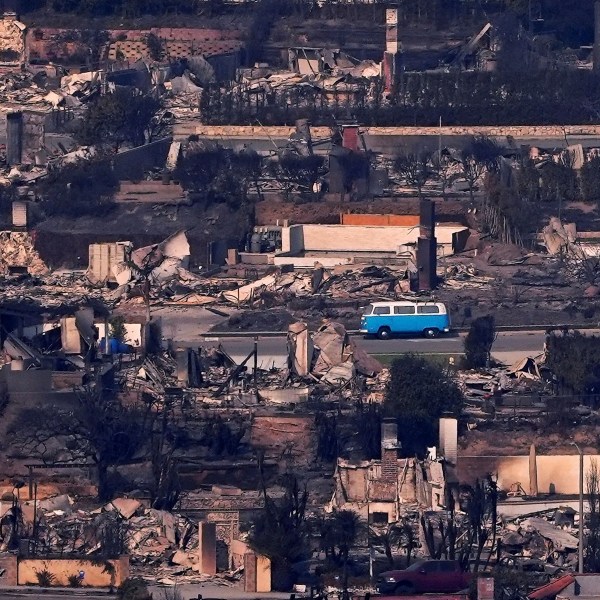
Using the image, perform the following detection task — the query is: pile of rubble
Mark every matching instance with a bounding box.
[222,264,412,306]
[237,48,380,96]
[0,71,51,111]
[17,494,238,585]
[310,321,382,385]
[442,264,496,289]
[499,508,580,570]
[0,68,102,113]
[0,231,49,277]
[458,355,544,400]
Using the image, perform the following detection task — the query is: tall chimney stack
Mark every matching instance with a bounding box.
[6,112,23,166]
[417,198,437,291]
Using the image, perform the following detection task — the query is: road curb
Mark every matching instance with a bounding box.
[0,585,116,598]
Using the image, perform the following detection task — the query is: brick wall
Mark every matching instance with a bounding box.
[340,213,420,226]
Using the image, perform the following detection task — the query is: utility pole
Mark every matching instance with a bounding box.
[438,116,442,168]
[572,442,585,574]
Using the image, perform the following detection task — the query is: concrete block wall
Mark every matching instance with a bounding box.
[300,224,413,252]
[0,554,18,586]
[108,39,243,61]
[17,557,128,587]
[281,224,304,254]
[28,27,243,62]
[87,242,131,285]
[439,417,458,465]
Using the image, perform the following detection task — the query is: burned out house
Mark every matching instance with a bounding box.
[331,419,449,523]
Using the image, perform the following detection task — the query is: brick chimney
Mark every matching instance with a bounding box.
[381,418,400,481]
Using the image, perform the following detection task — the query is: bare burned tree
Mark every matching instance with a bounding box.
[370,520,416,567]
[482,174,536,247]
[394,149,435,199]
[398,517,418,566]
[459,135,501,203]
[562,242,600,287]
[10,386,153,501]
[150,397,182,511]
[421,477,498,573]
[249,462,310,590]
[433,151,456,201]
[586,459,600,572]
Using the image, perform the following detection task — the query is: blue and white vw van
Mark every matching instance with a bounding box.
[359,301,451,339]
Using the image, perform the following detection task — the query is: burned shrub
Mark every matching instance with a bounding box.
[40,159,117,218]
[464,315,496,369]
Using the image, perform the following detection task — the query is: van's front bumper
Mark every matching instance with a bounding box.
[359,328,368,334]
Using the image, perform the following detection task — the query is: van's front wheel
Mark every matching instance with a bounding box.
[377,327,392,340]
[423,328,439,338]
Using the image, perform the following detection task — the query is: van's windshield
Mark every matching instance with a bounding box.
[363,304,374,315]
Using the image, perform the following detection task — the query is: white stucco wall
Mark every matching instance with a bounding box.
[461,454,600,496]
[282,224,467,254]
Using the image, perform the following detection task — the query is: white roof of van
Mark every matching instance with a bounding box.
[369,300,446,306]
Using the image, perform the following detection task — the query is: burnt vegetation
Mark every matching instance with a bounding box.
[200,71,600,127]
[384,354,464,457]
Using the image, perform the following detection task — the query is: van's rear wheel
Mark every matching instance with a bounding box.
[423,328,439,338]
[377,327,391,340]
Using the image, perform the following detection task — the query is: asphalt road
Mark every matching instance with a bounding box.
[198,330,551,369]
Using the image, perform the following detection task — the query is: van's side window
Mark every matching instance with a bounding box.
[373,306,391,315]
[393,305,415,314]
[417,305,440,314]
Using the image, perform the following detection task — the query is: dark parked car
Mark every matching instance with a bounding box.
[377,560,472,595]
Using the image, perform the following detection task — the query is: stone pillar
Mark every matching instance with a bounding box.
[243,552,257,592]
[197,522,216,575]
[0,554,18,585]
[243,552,271,593]
[529,443,538,497]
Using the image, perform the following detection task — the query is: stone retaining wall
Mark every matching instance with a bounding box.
[192,124,600,138]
